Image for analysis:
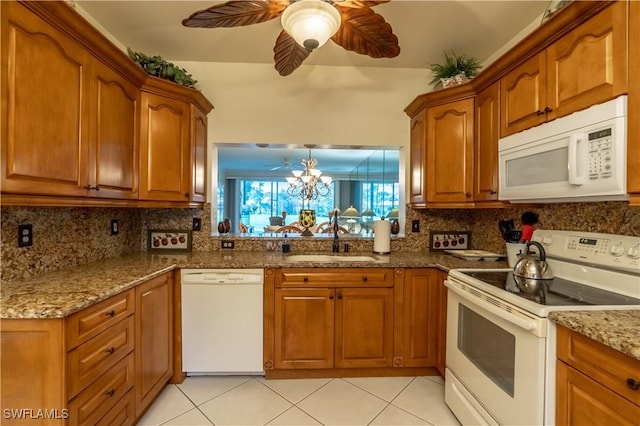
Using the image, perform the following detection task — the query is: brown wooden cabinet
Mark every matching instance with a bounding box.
[395,269,438,368]
[135,272,173,417]
[409,110,427,207]
[501,1,627,138]
[474,82,501,203]
[267,268,395,376]
[556,325,640,425]
[425,98,475,206]
[0,272,174,425]
[0,1,212,207]
[139,92,191,202]
[628,0,640,206]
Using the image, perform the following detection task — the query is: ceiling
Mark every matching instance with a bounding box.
[76,0,549,70]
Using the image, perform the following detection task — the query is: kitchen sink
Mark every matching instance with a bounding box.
[284,254,385,263]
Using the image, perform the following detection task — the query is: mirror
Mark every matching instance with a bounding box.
[214,144,401,236]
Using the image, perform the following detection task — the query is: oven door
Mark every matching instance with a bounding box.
[444,277,547,426]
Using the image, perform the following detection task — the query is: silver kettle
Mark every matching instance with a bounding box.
[512,241,554,295]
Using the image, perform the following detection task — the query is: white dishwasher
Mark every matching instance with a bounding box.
[181,269,264,375]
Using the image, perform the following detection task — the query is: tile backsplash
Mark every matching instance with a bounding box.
[1,201,638,281]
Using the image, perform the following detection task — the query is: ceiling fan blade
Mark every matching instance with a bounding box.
[274,30,311,76]
[332,6,400,58]
[332,1,390,9]
[182,0,289,28]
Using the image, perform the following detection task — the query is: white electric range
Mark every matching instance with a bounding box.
[444,230,640,425]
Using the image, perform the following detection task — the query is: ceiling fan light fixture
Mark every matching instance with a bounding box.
[281,0,341,51]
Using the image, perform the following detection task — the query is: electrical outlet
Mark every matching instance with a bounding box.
[411,220,420,233]
[221,240,235,249]
[110,219,119,235]
[18,224,33,247]
[192,218,202,231]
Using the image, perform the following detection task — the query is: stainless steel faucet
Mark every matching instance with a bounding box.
[332,209,340,253]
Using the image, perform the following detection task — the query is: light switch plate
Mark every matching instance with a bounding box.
[429,231,471,250]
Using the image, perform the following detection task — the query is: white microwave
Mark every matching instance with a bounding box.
[498,96,628,203]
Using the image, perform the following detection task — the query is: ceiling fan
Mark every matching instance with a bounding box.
[267,157,292,171]
[182,0,400,76]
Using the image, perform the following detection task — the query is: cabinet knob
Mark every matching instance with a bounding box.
[303,276,308,282]
[627,378,640,391]
[490,190,497,195]
[329,294,334,299]
[337,293,342,299]
[105,310,116,317]
[104,389,116,397]
[185,193,189,198]
[544,106,553,113]
[466,193,471,198]
[104,347,116,355]
[362,276,368,282]
[535,110,545,116]
[84,184,100,191]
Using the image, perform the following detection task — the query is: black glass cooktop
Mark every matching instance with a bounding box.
[465,270,640,306]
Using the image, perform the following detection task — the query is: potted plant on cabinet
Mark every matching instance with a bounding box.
[429,50,481,89]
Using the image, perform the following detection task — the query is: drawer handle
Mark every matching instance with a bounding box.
[329,294,334,300]
[337,293,342,299]
[104,389,116,397]
[544,106,553,113]
[362,276,368,282]
[535,109,545,116]
[303,276,308,282]
[627,378,640,391]
[104,347,116,355]
[105,310,116,317]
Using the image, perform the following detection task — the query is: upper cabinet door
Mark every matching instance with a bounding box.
[1,2,90,197]
[500,52,547,138]
[139,92,190,201]
[474,82,500,202]
[190,105,207,203]
[409,110,427,207]
[546,0,627,120]
[88,60,139,199]
[426,99,474,204]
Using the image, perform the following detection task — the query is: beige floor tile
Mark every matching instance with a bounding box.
[424,375,445,385]
[137,385,195,426]
[161,408,213,425]
[297,379,388,425]
[344,376,414,402]
[257,377,331,403]
[267,406,323,425]
[198,379,292,425]
[392,377,459,426]
[177,375,252,405]
[370,405,431,425]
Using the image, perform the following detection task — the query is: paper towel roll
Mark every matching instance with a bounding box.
[373,220,391,254]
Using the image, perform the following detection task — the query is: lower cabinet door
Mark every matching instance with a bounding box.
[67,354,134,426]
[556,360,640,426]
[274,288,334,369]
[335,287,393,368]
[97,389,135,426]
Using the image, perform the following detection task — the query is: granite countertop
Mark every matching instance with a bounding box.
[0,250,506,319]
[549,310,640,360]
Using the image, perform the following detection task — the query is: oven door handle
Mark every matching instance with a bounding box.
[445,280,537,332]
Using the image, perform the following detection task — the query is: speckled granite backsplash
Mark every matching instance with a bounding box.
[1,201,638,281]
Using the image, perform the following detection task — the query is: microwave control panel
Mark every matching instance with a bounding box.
[588,127,613,180]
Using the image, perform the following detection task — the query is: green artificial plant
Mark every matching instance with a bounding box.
[127,48,198,89]
[429,50,482,89]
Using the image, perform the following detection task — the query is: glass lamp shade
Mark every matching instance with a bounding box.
[386,208,399,218]
[341,205,361,218]
[281,0,341,51]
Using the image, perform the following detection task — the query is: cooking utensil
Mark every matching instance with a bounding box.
[499,219,515,242]
[508,230,522,243]
[512,241,554,295]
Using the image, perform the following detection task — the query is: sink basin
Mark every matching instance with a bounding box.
[284,254,383,263]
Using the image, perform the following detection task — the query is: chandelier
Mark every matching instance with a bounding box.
[286,148,332,208]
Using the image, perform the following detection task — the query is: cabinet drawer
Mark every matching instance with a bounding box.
[96,389,135,426]
[67,316,134,399]
[67,353,134,426]
[277,268,393,288]
[66,290,134,350]
[557,326,640,406]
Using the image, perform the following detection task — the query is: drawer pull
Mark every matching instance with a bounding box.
[105,347,116,355]
[105,310,116,317]
[337,293,342,299]
[104,389,116,397]
[329,294,334,300]
[362,276,368,282]
[303,276,308,282]
[627,378,640,390]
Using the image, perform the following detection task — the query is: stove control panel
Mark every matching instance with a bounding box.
[532,230,640,273]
